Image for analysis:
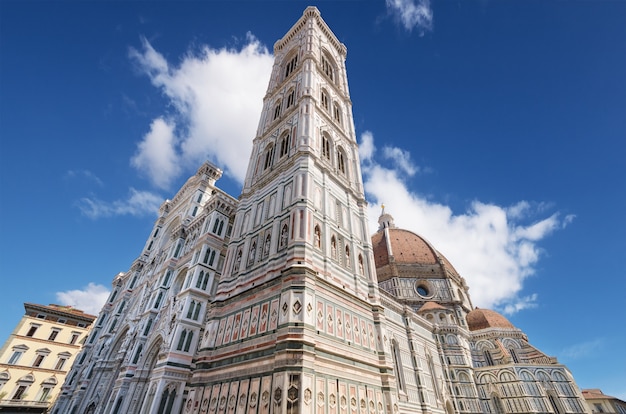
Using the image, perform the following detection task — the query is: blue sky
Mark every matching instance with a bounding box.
[1,0,624,399]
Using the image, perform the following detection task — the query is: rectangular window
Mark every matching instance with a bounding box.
[8,351,23,365]
[12,385,27,400]
[57,318,67,324]
[26,324,39,337]
[70,332,80,345]
[33,354,45,367]
[36,314,46,319]
[48,329,60,341]
[54,358,67,370]
[39,387,51,402]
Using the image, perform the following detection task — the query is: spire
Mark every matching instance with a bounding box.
[378,204,396,230]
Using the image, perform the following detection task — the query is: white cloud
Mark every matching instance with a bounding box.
[360,132,572,313]
[76,188,163,219]
[382,145,418,175]
[359,131,376,162]
[56,283,110,316]
[386,0,433,33]
[65,169,104,187]
[560,338,604,360]
[123,32,568,316]
[131,118,180,189]
[129,33,274,188]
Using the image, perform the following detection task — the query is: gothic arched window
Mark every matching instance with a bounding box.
[321,52,335,82]
[284,53,298,79]
[337,148,346,175]
[345,246,351,269]
[263,144,275,170]
[279,133,290,158]
[321,134,331,160]
[320,89,329,111]
[286,88,295,109]
[333,102,342,124]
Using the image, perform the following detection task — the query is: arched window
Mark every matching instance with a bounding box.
[333,102,342,124]
[132,344,143,364]
[321,53,335,82]
[337,149,346,175]
[279,133,290,158]
[184,331,194,352]
[177,330,188,351]
[284,54,298,78]
[286,89,295,109]
[162,271,171,287]
[321,134,331,160]
[143,319,153,336]
[154,292,163,309]
[196,271,204,289]
[186,301,197,319]
[273,103,281,120]
[193,301,202,320]
[483,350,494,366]
[320,89,329,111]
[314,225,321,248]
[345,246,351,269]
[203,248,216,266]
[263,144,275,170]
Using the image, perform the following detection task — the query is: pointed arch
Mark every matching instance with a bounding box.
[336,146,347,175]
[279,131,291,158]
[321,132,332,160]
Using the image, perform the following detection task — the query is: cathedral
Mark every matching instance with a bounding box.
[51,7,590,414]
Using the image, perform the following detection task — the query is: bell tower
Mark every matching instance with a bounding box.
[219,5,375,302]
[193,7,397,414]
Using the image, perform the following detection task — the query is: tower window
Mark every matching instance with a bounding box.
[333,102,342,124]
[320,89,329,111]
[263,145,275,170]
[273,104,281,120]
[322,135,331,160]
[280,133,290,158]
[286,89,295,108]
[284,54,298,78]
[321,54,335,82]
[337,149,345,174]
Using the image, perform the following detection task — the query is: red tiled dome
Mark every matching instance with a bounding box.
[371,228,459,276]
[466,308,515,331]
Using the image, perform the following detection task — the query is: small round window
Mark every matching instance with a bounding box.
[416,284,429,297]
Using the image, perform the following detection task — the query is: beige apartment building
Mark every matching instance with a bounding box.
[0,302,96,413]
